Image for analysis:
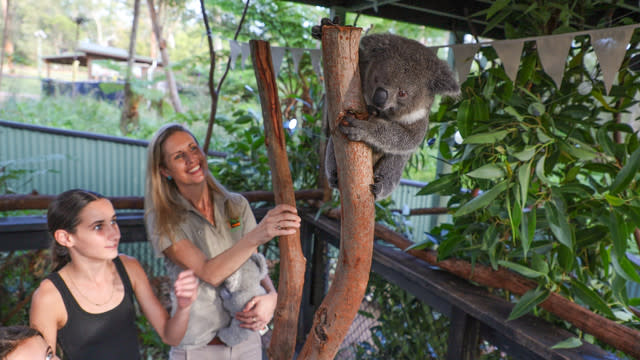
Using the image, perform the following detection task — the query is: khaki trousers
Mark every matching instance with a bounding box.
[169,332,262,360]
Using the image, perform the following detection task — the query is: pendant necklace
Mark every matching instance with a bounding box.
[67,271,116,307]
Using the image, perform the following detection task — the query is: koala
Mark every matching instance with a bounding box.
[217,252,268,347]
[316,22,460,199]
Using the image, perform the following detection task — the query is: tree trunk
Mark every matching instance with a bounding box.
[0,0,10,91]
[147,0,183,113]
[250,39,306,360]
[120,0,141,135]
[375,223,640,359]
[298,25,374,360]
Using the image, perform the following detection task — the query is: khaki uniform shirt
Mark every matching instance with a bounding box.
[146,191,257,349]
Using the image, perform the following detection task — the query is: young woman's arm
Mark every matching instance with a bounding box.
[120,255,197,346]
[29,279,66,350]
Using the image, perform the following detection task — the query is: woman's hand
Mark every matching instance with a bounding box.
[174,269,198,309]
[235,292,277,331]
[250,204,301,246]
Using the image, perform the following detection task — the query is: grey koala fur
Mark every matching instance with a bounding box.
[217,252,268,347]
[325,33,460,199]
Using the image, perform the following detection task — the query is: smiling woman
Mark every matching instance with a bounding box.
[144,123,301,359]
[29,189,199,360]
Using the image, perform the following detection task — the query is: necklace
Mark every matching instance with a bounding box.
[66,271,116,307]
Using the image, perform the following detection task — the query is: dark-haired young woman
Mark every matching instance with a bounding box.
[0,325,58,360]
[30,189,198,360]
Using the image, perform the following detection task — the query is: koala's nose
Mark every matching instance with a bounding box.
[372,88,388,108]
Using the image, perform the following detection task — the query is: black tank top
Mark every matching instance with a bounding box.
[47,257,141,360]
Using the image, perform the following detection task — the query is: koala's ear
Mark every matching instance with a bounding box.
[428,62,461,98]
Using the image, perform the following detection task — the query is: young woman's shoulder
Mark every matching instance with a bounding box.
[117,254,146,287]
[30,278,66,325]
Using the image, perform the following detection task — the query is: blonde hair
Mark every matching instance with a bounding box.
[144,123,243,242]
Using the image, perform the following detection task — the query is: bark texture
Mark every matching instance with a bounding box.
[297,25,375,360]
[250,39,306,360]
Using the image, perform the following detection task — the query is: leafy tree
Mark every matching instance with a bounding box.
[418,0,640,354]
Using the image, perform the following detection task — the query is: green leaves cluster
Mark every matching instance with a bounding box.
[421,22,640,332]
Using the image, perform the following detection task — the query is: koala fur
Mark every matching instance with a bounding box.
[325,32,460,199]
[217,252,268,347]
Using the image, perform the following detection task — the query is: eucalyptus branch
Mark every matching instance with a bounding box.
[201,0,250,153]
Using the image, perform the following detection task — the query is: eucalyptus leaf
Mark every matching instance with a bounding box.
[608,211,628,259]
[528,102,545,116]
[417,174,458,195]
[437,236,466,260]
[513,146,537,161]
[504,106,523,121]
[466,164,506,179]
[550,337,582,350]
[518,161,532,206]
[610,146,640,195]
[454,180,509,216]
[544,201,573,249]
[611,251,640,283]
[463,130,510,144]
[498,260,547,279]
[536,128,552,143]
[571,279,615,318]
[604,194,625,207]
[508,288,550,320]
[535,155,552,185]
[457,99,472,138]
[521,209,535,258]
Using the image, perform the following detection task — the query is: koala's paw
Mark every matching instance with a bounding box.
[338,114,366,142]
[370,174,385,199]
[328,169,339,189]
[311,16,340,40]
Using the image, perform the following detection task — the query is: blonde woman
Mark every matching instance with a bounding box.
[144,123,300,359]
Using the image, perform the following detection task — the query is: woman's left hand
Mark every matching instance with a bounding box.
[236,292,277,331]
[174,269,199,309]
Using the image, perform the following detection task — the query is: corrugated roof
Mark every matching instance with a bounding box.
[42,42,162,67]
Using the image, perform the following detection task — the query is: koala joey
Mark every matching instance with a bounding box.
[217,253,268,347]
[315,21,460,199]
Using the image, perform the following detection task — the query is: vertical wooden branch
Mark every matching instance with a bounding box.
[120,0,141,135]
[298,25,375,359]
[250,40,306,360]
[147,0,183,113]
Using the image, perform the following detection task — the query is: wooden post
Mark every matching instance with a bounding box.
[447,308,480,360]
[250,39,306,360]
[297,25,375,359]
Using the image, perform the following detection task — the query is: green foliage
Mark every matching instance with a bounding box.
[421,1,640,348]
[209,105,323,193]
[136,313,169,360]
[0,250,49,325]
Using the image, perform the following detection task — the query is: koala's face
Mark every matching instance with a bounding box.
[359,33,460,124]
[360,57,431,124]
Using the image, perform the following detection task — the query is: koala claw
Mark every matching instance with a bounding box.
[311,17,340,40]
[328,170,339,189]
[369,182,382,198]
[338,115,365,142]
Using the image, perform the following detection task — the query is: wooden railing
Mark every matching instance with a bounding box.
[0,197,618,359]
